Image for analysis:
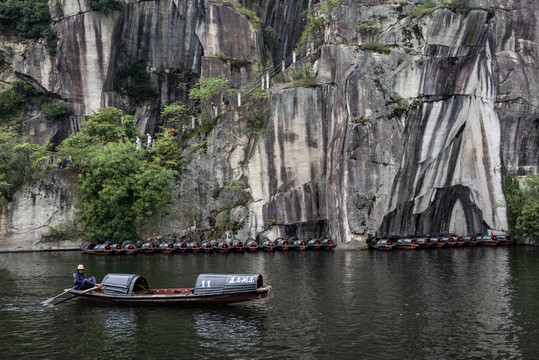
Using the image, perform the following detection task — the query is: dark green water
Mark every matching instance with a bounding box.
[0,247,538,359]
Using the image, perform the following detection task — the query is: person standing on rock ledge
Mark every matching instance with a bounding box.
[73,264,98,290]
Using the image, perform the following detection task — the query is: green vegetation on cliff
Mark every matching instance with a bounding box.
[0,0,53,38]
[296,0,342,52]
[505,174,539,244]
[0,80,40,122]
[115,59,157,103]
[0,80,70,123]
[57,107,177,243]
[0,129,50,201]
[90,0,126,14]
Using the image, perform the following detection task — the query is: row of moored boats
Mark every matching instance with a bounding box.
[81,236,336,255]
[369,234,513,251]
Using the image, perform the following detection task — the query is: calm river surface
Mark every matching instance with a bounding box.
[1,247,538,359]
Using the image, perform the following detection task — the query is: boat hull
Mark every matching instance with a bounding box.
[83,250,113,256]
[394,245,418,250]
[69,287,271,306]
[372,246,392,251]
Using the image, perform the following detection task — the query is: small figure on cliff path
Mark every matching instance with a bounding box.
[222,96,232,111]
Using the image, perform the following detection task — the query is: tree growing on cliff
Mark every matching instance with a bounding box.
[0,0,54,39]
[77,141,175,243]
[188,75,230,116]
[90,0,126,14]
[505,174,539,244]
[57,107,176,243]
[0,129,50,201]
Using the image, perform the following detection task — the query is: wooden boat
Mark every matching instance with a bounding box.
[439,235,457,247]
[214,239,230,253]
[186,241,202,253]
[138,242,156,254]
[274,238,290,251]
[110,243,123,255]
[394,238,419,250]
[414,236,431,249]
[455,236,465,246]
[200,240,213,253]
[68,273,271,306]
[258,238,275,251]
[371,239,393,251]
[430,237,444,248]
[320,238,336,250]
[81,242,95,252]
[477,235,498,246]
[230,239,245,253]
[83,243,113,256]
[173,241,188,253]
[290,238,307,251]
[306,238,321,250]
[493,235,511,246]
[122,243,137,255]
[462,235,478,246]
[157,242,174,254]
[245,238,259,252]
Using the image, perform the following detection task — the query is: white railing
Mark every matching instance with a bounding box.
[237,35,325,103]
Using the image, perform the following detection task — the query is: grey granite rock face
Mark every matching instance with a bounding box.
[244,0,538,242]
[0,171,79,252]
[1,0,538,249]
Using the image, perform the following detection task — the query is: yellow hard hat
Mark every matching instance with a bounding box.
[77,264,85,270]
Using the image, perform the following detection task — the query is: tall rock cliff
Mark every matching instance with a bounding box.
[1,0,538,250]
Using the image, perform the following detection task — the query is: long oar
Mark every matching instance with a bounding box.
[53,286,100,305]
[41,286,76,305]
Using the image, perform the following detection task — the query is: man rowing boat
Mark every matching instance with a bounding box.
[73,264,99,290]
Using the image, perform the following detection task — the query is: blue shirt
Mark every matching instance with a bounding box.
[73,271,87,289]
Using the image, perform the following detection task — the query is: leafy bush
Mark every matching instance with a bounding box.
[0,129,50,201]
[115,59,157,102]
[294,63,315,79]
[57,107,134,164]
[77,142,175,243]
[188,75,230,117]
[162,103,188,126]
[41,102,71,120]
[237,4,261,29]
[320,0,342,12]
[0,80,40,122]
[360,41,391,54]
[388,99,408,118]
[263,26,276,45]
[58,107,176,243]
[90,0,126,14]
[295,0,342,52]
[0,0,54,38]
[296,16,325,52]
[284,76,318,89]
[505,174,539,244]
[414,1,436,19]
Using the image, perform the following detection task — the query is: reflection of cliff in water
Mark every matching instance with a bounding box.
[509,247,539,360]
[362,248,521,358]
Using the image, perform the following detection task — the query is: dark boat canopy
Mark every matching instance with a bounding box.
[102,273,149,295]
[194,274,263,295]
